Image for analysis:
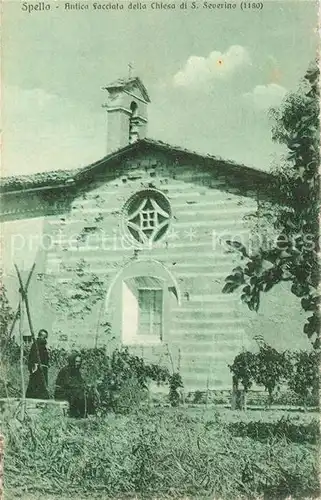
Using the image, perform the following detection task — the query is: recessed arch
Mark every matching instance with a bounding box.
[105,258,181,311]
[105,259,181,345]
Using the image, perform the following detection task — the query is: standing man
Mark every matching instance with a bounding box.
[26,329,49,399]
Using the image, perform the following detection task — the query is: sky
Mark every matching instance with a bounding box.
[1,0,319,178]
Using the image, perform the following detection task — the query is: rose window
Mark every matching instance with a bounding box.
[123,189,171,244]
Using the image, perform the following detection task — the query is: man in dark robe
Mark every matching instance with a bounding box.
[26,329,49,399]
[54,353,87,418]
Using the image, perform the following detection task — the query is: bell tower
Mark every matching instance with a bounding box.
[102,75,150,153]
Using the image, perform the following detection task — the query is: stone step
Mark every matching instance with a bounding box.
[169,329,245,342]
[189,293,239,302]
[172,340,242,354]
[172,308,237,319]
[172,317,245,327]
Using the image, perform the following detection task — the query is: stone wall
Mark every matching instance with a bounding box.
[4,149,309,391]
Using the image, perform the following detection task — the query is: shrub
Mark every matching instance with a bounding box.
[230,347,319,408]
[108,375,148,414]
[228,416,319,444]
[0,278,15,342]
[0,280,18,398]
[0,342,176,413]
[168,372,184,407]
[191,390,204,404]
[0,339,26,399]
[288,350,320,407]
[84,347,171,413]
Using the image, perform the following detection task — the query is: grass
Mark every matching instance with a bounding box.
[3,406,320,500]
[5,495,201,500]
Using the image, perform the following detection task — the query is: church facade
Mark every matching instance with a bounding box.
[1,77,308,391]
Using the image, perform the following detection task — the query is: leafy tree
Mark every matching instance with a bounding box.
[223,61,320,348]
[229,351,257,392]
[229,346,319,409]
[253,346,292,405]
[288,350,320,407]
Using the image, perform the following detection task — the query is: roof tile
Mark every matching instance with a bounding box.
[0,138,273,194]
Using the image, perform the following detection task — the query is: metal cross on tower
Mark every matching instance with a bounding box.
[128,62,134,78]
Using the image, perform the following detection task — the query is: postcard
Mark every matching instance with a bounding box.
[0,0,319,499]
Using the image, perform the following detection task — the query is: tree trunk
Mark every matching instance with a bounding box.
[241,390,247,411]
[231,376,245,410]
[267,388,273,408]
[231,376,238,410]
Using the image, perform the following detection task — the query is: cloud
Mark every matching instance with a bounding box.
[243,83,287,111]
[173,45,251,88]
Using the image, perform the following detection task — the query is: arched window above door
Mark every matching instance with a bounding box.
[105,259,180,346]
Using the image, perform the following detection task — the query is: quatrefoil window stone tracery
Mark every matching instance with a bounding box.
[124,190,171,244]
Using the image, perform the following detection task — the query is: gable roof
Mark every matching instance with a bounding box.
[0,138,276,199]
[102,76,151,103]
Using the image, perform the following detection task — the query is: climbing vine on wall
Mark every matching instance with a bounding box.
[44,192,109,320]
[45,259,106,319]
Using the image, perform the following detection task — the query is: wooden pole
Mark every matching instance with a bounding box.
[205,372,210,408]
[19,298,25,419]
[14,264,36,341]
[94,299,105,348]
[166,344,175,374]
[5,264,35,343]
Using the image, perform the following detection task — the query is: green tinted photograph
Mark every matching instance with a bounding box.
[0,1,319,498]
